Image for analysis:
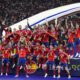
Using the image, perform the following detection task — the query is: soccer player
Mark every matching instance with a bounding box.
[38,44,48,68]
[41,27,49,47]
[1,47,10,76]
[50,27,58,47]
[33,43,42,63]
[11,44,18,68]
[42,45,56,78]
[67,31,74,57]
[18,33,26,46]
[57,46,71,79]
[75,25,80,57]
[15,45,29,78]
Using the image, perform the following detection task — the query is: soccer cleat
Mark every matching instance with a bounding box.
[70,55,73,58]
[44,73,48,78]
[20,66,23,70]
[12,64,15,68]
[15,75,19,77]
[68,75,71,79]
[57,75,60,79]
[6,73,8,76]
[53,75,56,78]
[1,73,3,76]
[79,54,80,58]
[26,75,29,78]
[75,52,79,57]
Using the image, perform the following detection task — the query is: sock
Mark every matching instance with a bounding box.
[6,64,9,73]
[1,64,4,73]
[24,66,28,75]
[53,69,56,76]
[16,66,19,75]
[58,70,60,76]
[68,72,70,76]
[58,72,60,76]
[44,68,47,74]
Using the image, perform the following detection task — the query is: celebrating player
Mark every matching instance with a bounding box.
[15,45,29,78]
[42,45,56,78]
[57,46,71,79]
[1,47,10,76]
[38,44,48,68]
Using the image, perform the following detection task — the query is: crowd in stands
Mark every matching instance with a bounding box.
[0,0,79,26]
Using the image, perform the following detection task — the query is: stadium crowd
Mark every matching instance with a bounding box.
[0,0,79,26]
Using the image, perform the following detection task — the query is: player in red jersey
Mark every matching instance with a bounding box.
[16,25,23,35]
[75,25,80,57]
[41,33,49,47]
[42,45,56,78]
[67,31,74,57]
[33,32,42,43]
[57,46,71,79]
[33,43,42,63]
[15,45,29,78]
[1,47,10,76]
[3,27,12,38]
[38,44,49,68]
[50,27,58,47]
[18,33,27,47]
[75,25,80,43]
[2,27,12,44]
[11,44,18,68]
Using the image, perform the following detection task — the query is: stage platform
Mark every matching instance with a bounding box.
[0,75,79,80]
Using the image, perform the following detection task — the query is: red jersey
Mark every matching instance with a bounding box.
[18,47,26,58]
[13,33,20,42]
[25,36,29,43]
[2,49,10,58]
[75,28,80,38]
[16,30,22,35]
[50,30,57,40]
[25,47,30,55]
[33,49,42,56]
[42,48,49,56]
[68,33,74,42]
[42,33,49,42]
[34,43,42,50]
[48,50,55,61]
[26,30,32,36]
[34,34,41,42]
[58,49,68,63]
[22,30,27,35]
